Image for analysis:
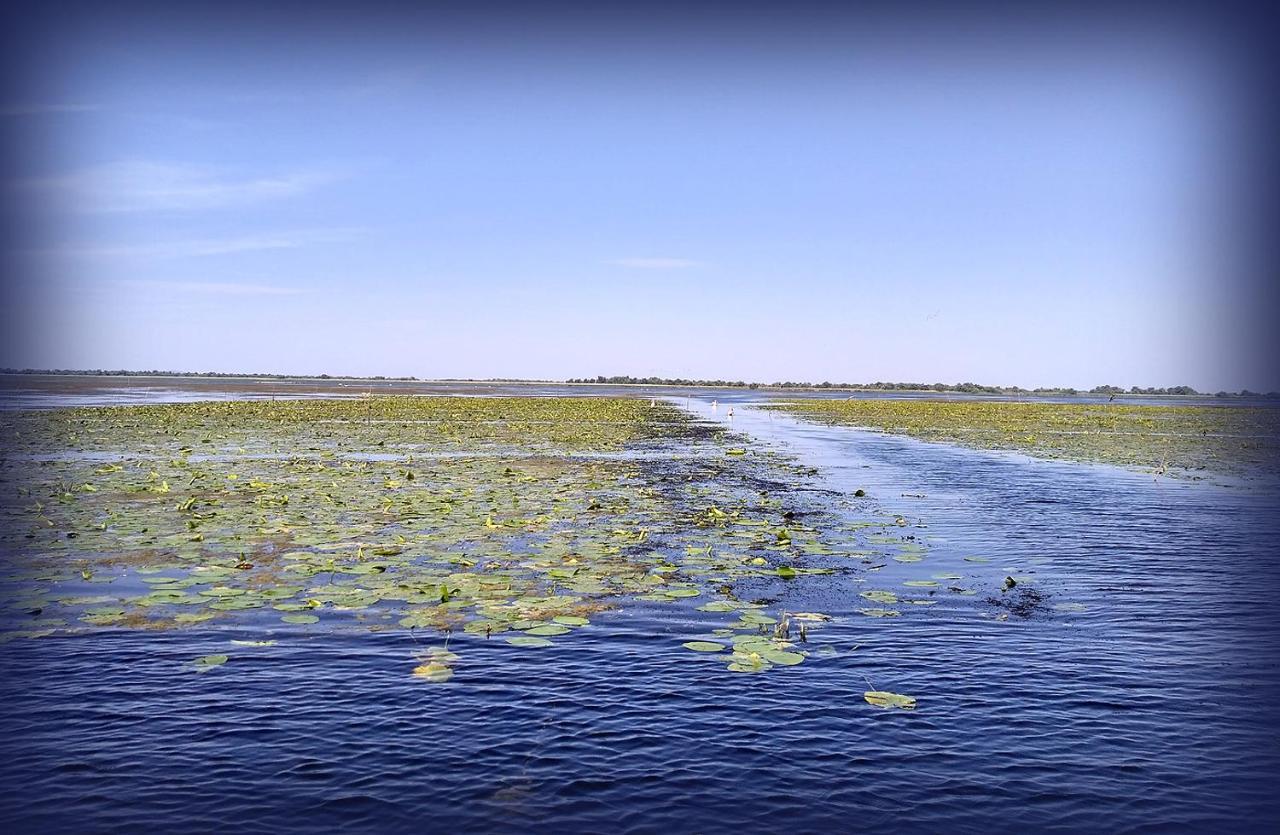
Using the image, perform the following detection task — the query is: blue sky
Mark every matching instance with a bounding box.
[3,5,1271,390]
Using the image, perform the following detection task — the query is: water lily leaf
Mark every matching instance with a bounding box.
[192,654,228,672]
[726,650,771,673]
[860,590,898,604]
[524,624,570,636]
[412,661,454,682]
[761,649,804,666]
[281,613,319,624]
[864,690,916,709]
[506,635,553,647]
[682,641,726,652]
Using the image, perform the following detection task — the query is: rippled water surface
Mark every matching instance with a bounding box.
[2,390,1278,833]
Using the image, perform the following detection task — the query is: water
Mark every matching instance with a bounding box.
[2,388,1278,832]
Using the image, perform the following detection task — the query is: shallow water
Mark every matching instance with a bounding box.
[1,393,1278,832]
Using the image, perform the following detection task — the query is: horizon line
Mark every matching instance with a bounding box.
[0,368,1274,397]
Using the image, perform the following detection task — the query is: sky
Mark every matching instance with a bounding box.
[2,2,1275,391]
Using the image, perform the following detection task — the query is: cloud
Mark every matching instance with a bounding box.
[43,228,364,261]
[609,257,701,269]
[113,279,307,296]
[23,160,342,212]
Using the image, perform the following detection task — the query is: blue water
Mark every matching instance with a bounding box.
[1,392,1278,833]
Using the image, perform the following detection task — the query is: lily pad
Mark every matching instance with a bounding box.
[412,661,454,682]
[761,649,804,666]
[192,654,228,672]
[864,690,917,709]
[524,624,570,636]
[681,641,726,652]
[506,635,554,648]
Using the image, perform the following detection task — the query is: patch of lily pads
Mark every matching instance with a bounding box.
[767,398,1280,477]
[0,396,961,696]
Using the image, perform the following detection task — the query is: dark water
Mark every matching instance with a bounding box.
[1,393,1278,833]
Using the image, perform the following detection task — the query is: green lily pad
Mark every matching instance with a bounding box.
[761,649,804,666]
[412,661,454,682]
[524,624,570,636]
[192,654,228,672]
[506,635,553,647]
[860,590,898,604]
[864,690,917,709]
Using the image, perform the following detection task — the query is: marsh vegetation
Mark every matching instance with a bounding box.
[768,399,1280,476]
[1,396,935,691]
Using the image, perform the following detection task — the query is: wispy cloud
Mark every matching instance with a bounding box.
[113,279,307,296]
[42,228,364,261]
[609,257,701,269]
[23,160,342,213]
[0,103,99,117]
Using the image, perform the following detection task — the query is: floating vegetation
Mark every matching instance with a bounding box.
[986,585,1051,618]
[412,646,459,682]
[767,399,1280,476]
[191,654,228,673]
[682,640,726,652]
[863,690,916,710]
[0,396,959,691]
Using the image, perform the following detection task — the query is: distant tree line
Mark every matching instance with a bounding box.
[568,375,761,389]
[4,369,1274,397]
[569,375,1277,398]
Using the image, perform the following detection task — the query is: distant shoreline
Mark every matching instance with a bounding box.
[0,370,1272,399]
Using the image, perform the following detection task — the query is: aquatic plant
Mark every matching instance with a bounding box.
[0,396,930,685]
[766,399,1279,476]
